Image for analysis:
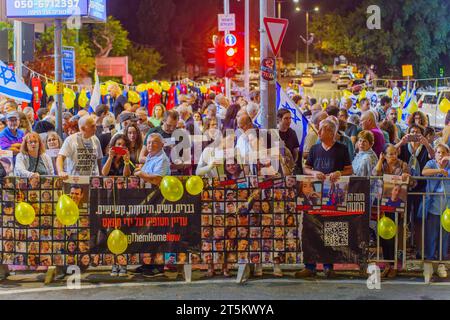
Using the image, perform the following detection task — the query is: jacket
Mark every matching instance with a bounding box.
[14,152,55,178]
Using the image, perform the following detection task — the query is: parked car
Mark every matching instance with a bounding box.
[418,90,450,129]
[300,74,314,87]
[331,70,343,83]
[337,74,352,90]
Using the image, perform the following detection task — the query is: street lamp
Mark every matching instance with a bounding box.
[296,6,320,68]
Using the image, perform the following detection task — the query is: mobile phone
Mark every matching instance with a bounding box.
[407,134,421,143]
[112,146,127,156]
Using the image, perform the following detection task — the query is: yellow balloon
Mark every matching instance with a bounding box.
[408,101,418,114]
[128,90,141,104]
[160,176,184,202]
[107,230,128,255]
[78,89,89,108]
[400,91,407,103]
[100,84,108,96]
[153,84,162,95]
[387,89,393,98]
[45,83,56,96]
[378,216,397,240]
[186,176,204,196]
[56,194,80,226]
[200,86,208,94]
[136,83,147,93]
[442,208,450,233]
[15,202,36,226]
[439,98,450,114]
[359,89,367,101]
[161,81,171,92]
[342,90,352,98]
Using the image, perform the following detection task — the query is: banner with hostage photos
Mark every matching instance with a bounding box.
[200,176,302,265]
[89,176,201,268]
[1,175,371,268]
[299,176,371,264]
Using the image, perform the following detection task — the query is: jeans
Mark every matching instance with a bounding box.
[425,213,449,261]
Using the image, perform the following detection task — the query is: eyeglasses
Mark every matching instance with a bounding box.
[27,140,39,145]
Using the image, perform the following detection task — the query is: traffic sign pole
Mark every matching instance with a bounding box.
[55,19,63,138]
[224,0,231,101]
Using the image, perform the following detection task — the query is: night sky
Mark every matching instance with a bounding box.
[107,0,364,58]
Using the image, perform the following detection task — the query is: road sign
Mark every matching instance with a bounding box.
[218,14,236,32]
[402,64,413,77]
[62,47,76,83]
[122,74,133,85]
[263,17,289,57]
[224,34,237,47]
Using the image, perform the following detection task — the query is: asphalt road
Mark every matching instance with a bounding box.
[1,272,449,300]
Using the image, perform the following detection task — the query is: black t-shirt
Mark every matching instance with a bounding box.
[113,95,128,119]
[99,132,112,157]
[306,142,351,174]
[144,126,172,145]
[101,156,126,176]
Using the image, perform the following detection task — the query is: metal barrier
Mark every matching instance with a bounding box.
[369,176,450,279]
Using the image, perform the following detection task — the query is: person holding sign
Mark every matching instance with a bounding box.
[296,119,353,279]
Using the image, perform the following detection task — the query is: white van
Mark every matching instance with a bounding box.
[418,89,450,129]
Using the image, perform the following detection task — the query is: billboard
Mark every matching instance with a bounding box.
[6,0,106,22]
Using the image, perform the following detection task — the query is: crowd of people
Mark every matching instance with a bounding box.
[0,80,449,279]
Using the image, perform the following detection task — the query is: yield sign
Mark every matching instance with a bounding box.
[263,17,289,57]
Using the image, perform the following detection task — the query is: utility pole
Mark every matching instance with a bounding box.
[54,19,63,138]
[224,0,231,101]
[13,21,23,79]
[260,0,276,129]
[244,0,250,98]
[306,11,309,67]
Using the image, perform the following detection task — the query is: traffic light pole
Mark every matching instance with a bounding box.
[54,19,63,138]
[260,0,276,129]
[13,21,23,79]
[224,0,231,101]
[244,0,250,98]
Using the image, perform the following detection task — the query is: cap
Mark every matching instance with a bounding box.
[6,111,19,120]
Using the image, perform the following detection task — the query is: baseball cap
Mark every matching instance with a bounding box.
[6,111,19,120]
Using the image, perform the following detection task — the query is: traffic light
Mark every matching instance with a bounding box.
[224,34,238,78]
[212,35,238,79]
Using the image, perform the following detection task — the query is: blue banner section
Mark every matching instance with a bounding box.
[6,0,89,18]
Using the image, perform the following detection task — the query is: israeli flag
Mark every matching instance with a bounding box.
[276,82,308,150]
[0,61,32,103]
[90,70,101,113]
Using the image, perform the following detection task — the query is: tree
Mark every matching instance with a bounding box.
[82,16,131,57]
[309,0,450,78]
[28,26,95,79]
[128,45,164,83]
[0,22,14,51]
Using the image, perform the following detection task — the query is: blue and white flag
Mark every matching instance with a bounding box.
[0,61,32,103]
[89,69,101,113]
[276,82,309,151]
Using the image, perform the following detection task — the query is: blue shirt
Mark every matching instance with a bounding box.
[424,159,450,216]
[141,150,170,177]
[0,127,24,150]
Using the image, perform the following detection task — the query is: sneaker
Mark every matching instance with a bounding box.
[294,268,316,278]
[110,265,119,277]
[437,264,448,278]
[118,266,127,277]
[142,268,165,278]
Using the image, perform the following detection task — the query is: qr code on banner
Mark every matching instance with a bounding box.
[324,222,349,247]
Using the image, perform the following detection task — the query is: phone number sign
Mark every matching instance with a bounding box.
[5,0,106,19]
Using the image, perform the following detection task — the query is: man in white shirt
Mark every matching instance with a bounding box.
[57,115,103,177]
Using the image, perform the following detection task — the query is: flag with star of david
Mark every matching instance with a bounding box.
[276,82,309,151]
[0,60,32,103]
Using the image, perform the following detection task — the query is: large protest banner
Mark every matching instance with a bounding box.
[200,175,302,265]
[89,177,201,265]
[299,177,370,264]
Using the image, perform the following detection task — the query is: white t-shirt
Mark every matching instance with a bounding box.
[59,133,103,176]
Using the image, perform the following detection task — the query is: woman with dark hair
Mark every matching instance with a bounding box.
[222,103,241,130]
[379,120,399,145]
[123,123,143,165]
[101,134,132,177]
